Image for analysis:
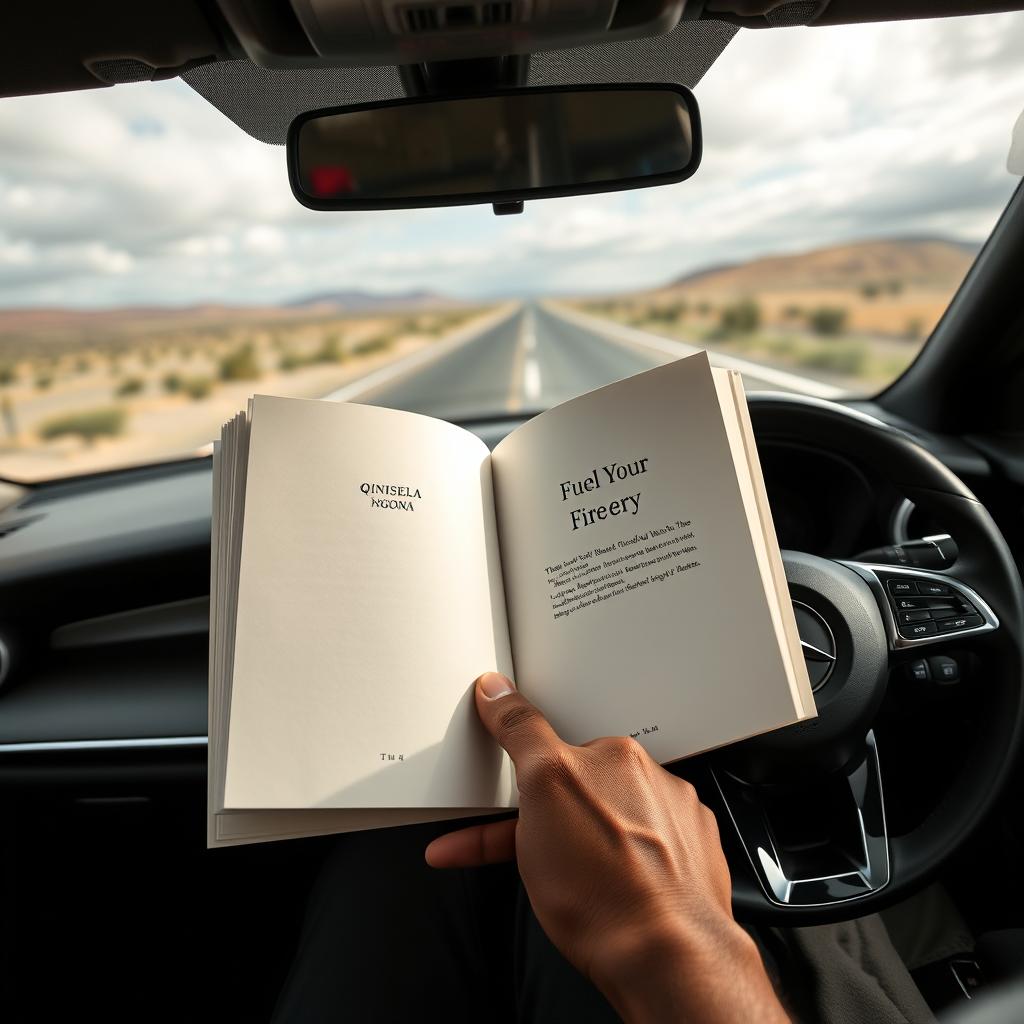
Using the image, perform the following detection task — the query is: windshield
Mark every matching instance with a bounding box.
[1,13,1022,482]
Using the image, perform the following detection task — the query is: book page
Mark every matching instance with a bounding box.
[491,353,813,762]
[222,395,514,810]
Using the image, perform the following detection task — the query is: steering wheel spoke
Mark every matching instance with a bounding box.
[841,561,1000,652]
[712,731,889,908]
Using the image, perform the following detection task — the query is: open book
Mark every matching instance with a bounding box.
[209,352,815,847]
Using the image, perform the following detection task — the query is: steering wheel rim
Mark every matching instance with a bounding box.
[712,393,1024,925]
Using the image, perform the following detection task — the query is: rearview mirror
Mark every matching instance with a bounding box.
[287,84,701,214]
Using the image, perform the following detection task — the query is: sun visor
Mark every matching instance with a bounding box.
[181,19,736,145]
[217,0,690,67]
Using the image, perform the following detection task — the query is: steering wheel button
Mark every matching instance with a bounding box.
[936,614,982,633]
[898,610,932,623]
[917,581,953,597]
[888,580,918,595]
[900,620,938,638]
[927,656,960,683]
[907,659,931,681]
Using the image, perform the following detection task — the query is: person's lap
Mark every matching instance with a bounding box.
[271,820,937,1024]
[272,818,620,1024]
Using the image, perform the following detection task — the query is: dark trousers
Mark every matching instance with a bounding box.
[272,818,623,1023]
[272,819,946,1024]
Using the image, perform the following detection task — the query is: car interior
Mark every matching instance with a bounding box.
[2,1,1024,1021]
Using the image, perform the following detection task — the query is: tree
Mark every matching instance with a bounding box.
[808,306,848,336]
[39,407,126,445]
[719,298,761,334]
[219,343,262,381]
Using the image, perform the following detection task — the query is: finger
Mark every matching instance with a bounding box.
[475,672,565,768]
[425,817,518,869]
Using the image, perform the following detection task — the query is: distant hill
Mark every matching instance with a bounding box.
[0,290,458,337]
[285,288,453,311]
[0,304,290,336]
[660,237,977,295]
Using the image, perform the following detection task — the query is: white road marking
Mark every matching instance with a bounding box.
[323,304,519,403]
[508,307,542,411]
[523,357,542,402]
[522,312,537,352]
[545,302,846,400]
[520,308,542,401]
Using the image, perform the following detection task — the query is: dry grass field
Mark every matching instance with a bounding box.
[577,238,975,390]
[0,303,493,481]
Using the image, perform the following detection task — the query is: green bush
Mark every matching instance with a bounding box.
[183,376,214,400]
[116,376,145,396]
[352,336,393,357]
[860,282,881,299]
[0,365,16,385]
[763,336,799,358]
[39,406,126,444]
[278,351,306,372]
[782,305,803,320]
[719,298,761,335]
[75,357,91,374]
[218,343,262,381]
[904,317,925,341]
[314,335,346,363]
[797,341,868,377]
[649,301,687,324]
[162,372,183,394]
[695,301,712,316]
[885,278,904,295]
[808,306,848,336]
[35,374,53,390]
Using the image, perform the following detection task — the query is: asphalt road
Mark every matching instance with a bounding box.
[325,302,841,418]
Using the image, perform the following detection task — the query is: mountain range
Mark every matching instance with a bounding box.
[657,237,977,295]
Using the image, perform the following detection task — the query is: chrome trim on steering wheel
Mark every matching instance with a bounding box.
[713,731,889,908]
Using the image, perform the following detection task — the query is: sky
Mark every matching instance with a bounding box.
[1,12,1023,308]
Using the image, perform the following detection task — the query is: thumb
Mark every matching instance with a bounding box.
[475,672,565,770]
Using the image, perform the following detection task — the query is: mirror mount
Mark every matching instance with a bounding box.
[493,200,525,216]
[403,54,531,97]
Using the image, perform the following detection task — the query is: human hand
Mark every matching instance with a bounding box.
[425,672,788,1024]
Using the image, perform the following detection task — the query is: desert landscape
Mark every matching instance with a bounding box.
[575,238,976,389]
[0,294,491,481]
[0,237,980,482]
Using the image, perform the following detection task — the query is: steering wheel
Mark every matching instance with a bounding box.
[701,394,1024,925]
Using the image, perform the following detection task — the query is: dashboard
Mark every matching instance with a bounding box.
[0,400,997,767]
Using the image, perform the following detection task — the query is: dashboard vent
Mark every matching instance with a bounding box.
[404,6,440,31]
[483,2,514,25]
[402,2,516,33]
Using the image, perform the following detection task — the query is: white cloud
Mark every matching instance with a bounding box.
[0,11,1023,305]
[242,225,286,254]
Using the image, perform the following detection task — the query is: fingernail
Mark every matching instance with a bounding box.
[478,672,515,700]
